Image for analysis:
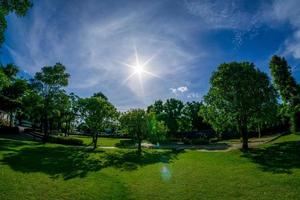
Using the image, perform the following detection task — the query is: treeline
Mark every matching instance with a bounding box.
[1,55,299,151]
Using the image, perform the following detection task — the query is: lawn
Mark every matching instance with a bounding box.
[69,135,132,147]
[0,133,300,200]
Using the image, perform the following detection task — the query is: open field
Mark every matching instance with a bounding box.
[0,133,300,200]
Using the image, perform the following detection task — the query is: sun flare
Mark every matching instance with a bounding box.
[121,46,160,84]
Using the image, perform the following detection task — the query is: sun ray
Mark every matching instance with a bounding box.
[122,72,136,85]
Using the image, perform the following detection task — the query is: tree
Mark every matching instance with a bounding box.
[0,64,28,126]
[0,67,9,90]
[1,79,28,126]
[162,98,184,134]
[20,89,43,130]
[200,62,277,150]
[182,101,210,131]
[79,95,117,149]
[61,93,80,136]
[147,112,168,144]
[34,63,70,142]
[120,109,148,154]
[0,0,32,45]
[269,55,300,133]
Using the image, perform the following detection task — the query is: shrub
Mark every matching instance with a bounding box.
[48,136,83,146]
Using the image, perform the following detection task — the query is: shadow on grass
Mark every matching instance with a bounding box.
[1,144,181,180]
[242,141,300,174]
[0,135,38,152]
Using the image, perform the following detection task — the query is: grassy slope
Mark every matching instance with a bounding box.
[0,134,300,200]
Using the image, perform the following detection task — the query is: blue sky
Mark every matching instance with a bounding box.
[1,0,300,110]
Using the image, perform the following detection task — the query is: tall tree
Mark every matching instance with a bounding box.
[269,55,300,133]
[0,0,33,45]
[34,63,70,142]
[200,62,277,150]
[79,95,117,149]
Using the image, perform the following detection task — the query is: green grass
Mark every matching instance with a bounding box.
[69,135,132,147]
[0,133,300,200]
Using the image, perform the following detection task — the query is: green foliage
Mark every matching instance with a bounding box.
[120,109,148,153]
[35,63,70,89]
[20,89,44,126]
[269,55,300,133]
[0,68,9,90]
[147,98,184,134]
[0,64,28,126]
[79,94,117,148]
[200,62,278,149]
[0,0,33,45]
[147,112,167,143]
[269,55,300,105]
[34,63,70,140]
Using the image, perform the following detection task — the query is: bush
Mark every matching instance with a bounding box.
[48,136,83,146]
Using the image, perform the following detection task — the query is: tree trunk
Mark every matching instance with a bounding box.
[93,132,98,149]
[42,116,49,143]
[241,125,248,151]
[238,117,248,151]
[258,123,261,138]
[137,134,142,155]
[289,110,300,133]
[9,111,13,127]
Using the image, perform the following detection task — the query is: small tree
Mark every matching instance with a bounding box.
[200,62,277,150]
[120,109,148,154]
[147,112,168,144]
[79,95,117,149]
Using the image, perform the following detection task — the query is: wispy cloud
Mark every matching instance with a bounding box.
[4,0,214,110]
[184,0,268,47]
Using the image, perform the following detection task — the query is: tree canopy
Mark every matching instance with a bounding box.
[269,55,300,132]
[200,62,278,150]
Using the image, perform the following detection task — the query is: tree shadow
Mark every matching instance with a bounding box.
[101,149,182,170]
[2,145,181,180]
[242,141,300,174]
[0,135,38,152]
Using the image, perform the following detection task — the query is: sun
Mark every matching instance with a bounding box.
[133,64,144,75]
[121,46,159,84]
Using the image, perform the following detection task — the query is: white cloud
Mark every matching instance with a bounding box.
[187,92,201,99]
[170,86,188,95]
[267,0,300,59]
